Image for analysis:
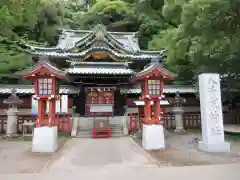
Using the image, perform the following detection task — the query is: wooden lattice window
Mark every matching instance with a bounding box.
[38,78,52,95]
[148,80,160,96]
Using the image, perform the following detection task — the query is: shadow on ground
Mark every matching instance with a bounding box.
[133,129,240,167]
[0,136,69,173]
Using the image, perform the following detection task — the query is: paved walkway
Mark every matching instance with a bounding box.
[0,137,240,180]
[48,137,159,172]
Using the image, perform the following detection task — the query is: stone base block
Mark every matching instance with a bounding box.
[174,128,186,133]
[142,124,165,150]
[123,127,129,136]
[198,141,231,153]
[32,126,58,153]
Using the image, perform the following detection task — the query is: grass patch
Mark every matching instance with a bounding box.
[225,132,240,141]
[1,132,71,142]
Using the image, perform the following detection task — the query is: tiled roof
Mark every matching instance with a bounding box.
[58,25,140,53]
[22,25,164,61]
[66,61,134,75]
[0,85,80,94]
[120,85,196,94]
[66,67,134,75]
[32,47,163,60]
[0,84,195,95]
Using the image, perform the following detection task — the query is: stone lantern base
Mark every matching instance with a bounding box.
[6,108,18,136]
[142,124,165,150]
[32,126,58,153]
[172,107,186,133]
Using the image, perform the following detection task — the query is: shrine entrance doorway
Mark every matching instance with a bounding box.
[85,87,115,117]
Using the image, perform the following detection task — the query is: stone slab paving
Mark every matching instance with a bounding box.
[0,137,240,180]
[0,163,240,180]
[0,138,69,174]
[47,137,160,172]
[0,141,51,173]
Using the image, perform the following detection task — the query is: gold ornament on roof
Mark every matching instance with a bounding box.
[88,92,98,97]
[104,92,112,98]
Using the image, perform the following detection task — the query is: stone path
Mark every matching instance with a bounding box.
[47,137,160,172]
[0,137,240,180]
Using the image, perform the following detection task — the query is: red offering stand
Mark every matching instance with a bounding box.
[92,118,111,138]
[92,128,111,138]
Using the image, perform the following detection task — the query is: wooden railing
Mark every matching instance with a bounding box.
[0,114,71,134]
[129,112,233,130]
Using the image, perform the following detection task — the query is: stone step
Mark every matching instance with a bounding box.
[78,128,122,132]
[77,129,124,138]
[111,129,123,132]
[78,130,123,134]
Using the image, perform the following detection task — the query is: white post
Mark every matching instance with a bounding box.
[71,114,79,137]
[198,73,230,152]
[122,106,129,135]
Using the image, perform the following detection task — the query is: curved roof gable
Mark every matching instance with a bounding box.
[16,56,67,79]
[135,63,177,80]
[22,24,164,61]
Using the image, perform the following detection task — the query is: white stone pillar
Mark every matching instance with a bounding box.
[122,113,129,136]
[142,124,165,150]
[198,73,230,152]
[71,116,79,137]
[173,107,186,133]
[32,126,58,153]
[6,108,18,136]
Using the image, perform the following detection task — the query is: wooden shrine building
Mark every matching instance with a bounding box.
[20,24,176,118]
[0,24,214,133]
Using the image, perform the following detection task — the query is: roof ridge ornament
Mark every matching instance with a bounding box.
[94,24,107,41]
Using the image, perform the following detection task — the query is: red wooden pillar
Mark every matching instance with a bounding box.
[129,113,133,131]
[37,100,45,127]
[49,99,55,125]
[153,77,163,123]
[154,99,161,122]
[144,99,151,124]
[143,77,151,124]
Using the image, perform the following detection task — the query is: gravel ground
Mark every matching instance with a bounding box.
[133,130,240,167]
[0,137,69,174]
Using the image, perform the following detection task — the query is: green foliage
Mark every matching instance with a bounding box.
[0,0,65,83]
[149,0,240,100]
[0,0,240,100]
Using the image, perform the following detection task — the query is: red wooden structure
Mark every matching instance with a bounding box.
[16,56,68,127]
[92,128,111,138]
[134,63,176,125]
[129,113,138,133]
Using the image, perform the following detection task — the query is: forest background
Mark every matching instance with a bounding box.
[0,0,240,100]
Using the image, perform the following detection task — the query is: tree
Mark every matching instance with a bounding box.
[0,0,66,83]
[74,0,137,31]
[149,0,240,99]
